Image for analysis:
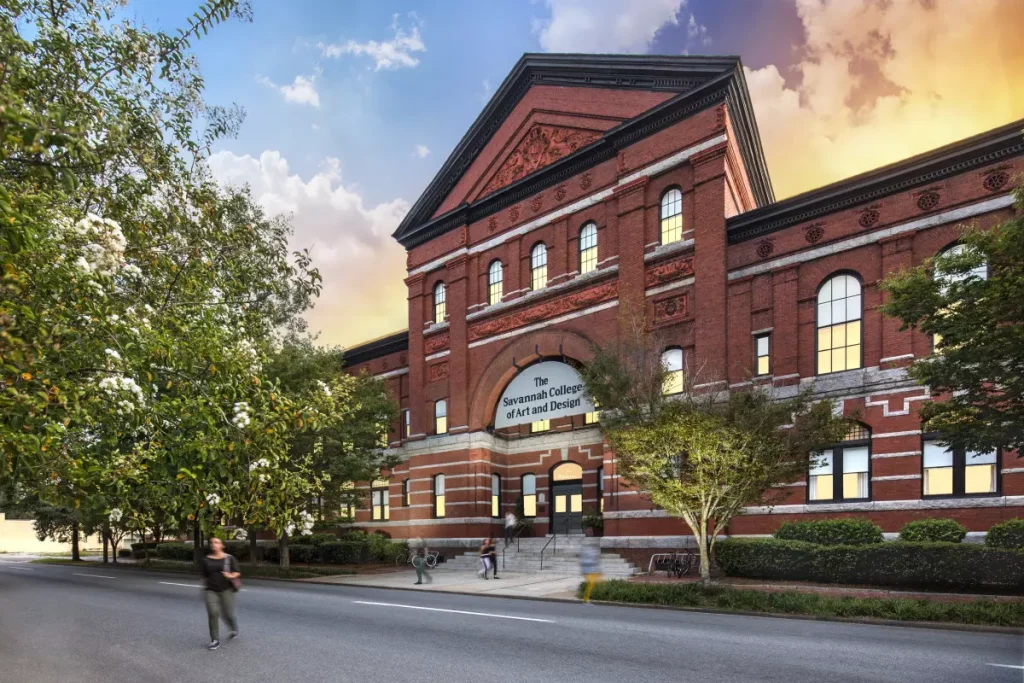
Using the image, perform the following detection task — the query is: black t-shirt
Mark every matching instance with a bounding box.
[483,543,496,557]
[201,554,235,592]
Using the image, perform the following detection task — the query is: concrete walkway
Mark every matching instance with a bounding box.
[308,566,583,600]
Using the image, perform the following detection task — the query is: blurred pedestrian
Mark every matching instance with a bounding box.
[413,539,433,585]
[477,538,491,579]
[580,537,602,604]
[504,512,517,547]
[200,536,240,650]
[485,537,499,579]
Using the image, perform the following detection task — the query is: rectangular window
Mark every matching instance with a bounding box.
[597,466,604,513]
[491,474,501,518]
[584,410,599,425]
[809,440,871,503]
[435,400,447,435]
[522,475,537,517]
[402,479,411,507]
[817,321,862,374]
[402,409,410,439]
[531,419,550,433]
[924,440,998,496]
[842,446,869,499]
[434,475,445,518]
[371,486,390,521]
[809,451,834,501]
[755,334,770,376]
[579,225,598,275]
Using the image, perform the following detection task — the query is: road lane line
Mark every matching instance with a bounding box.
[352,600,555,623]
[1,565,33,571]
[73,573,116,579]
[160,581,201,588]
[986,664,1024,671]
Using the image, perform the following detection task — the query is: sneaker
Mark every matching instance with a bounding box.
[207,640,220,650]
[493,575,500,579]
[229,631,238,640]
[414,581,423,585]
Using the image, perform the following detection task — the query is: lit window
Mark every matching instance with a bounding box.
[371,479,390,521]
[585,410,599,425]
[433,281,446,324]
[491,473,501,518]
[923,439,997,496]
[816,274,862,374]
[755,334,770,376]
[340,481,356,520]
[402,409,410,439]
[932,244,988,352]
[662,347,684,395]
[433,474,445,518]
[579,222,598,275]
[660,187,683,245]
[809,425,871,502]
[531,243,547,291]
[488,260,503,305]
[402,478,411,507]
[531,419,550,433]
[522,474,537,517]
[597,465,604,513]
[434,400,447,435]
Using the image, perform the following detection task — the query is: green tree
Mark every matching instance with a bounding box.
[880,181,1024,455]
[581,320,849,582]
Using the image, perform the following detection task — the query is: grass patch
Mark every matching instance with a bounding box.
[32,558,356,579]
[582,580,1024,628]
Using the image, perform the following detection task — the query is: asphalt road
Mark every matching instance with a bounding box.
[1,559,1021,683]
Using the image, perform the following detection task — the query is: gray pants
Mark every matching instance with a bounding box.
[204,589,237,641]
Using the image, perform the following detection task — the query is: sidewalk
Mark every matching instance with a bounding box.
[307,566,583,600]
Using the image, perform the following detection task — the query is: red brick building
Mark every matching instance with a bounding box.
[341,54,1024,551]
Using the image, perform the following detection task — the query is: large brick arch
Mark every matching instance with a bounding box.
[469,329,597,430]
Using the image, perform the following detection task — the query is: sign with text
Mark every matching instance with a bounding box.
[494,361,595,429]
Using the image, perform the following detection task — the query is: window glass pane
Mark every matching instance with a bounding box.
[810,451,833,475]
[847,320,861,344]
[585,411,599,424]
[660,188,683,244]
[809,474,833,500]
[832,299,846,325]
[965,464,996,494]
[843,447,869,473]
[491,496,499,518]
[833,275,847,299]
[818,278,832,302]
[523,495,537,517]
[383,504,389,520]
[817,351,831,374]
[531,419,550,433]
[817,302,832,327]
[555,496,566,513]
[435,495,445,517]
[531,244,547,290]
[435,474,445,495]
[433,283,446,323]
[436,416,447,434]
[756,335,769,356]
[924,467,953,495]
[832,322,846,347]
[843,472,868,499]
[662,348,683,372]
[756,356,770,376]
[847,295,862,322]
[818,326,832,350]
[846,345,861,370]
[570,494,582,513]
[522,474,536,495]
[923,442,953,468]
[966,449,997,465]
[403,409,410,438]
[492,474,500,495]
[831,348,845,372]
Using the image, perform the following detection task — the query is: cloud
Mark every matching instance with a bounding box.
[257,74,321,108]
[318,14,426,70]
[533,0,685,53]
[207,150,410,348]
[747,0,1024,199]
[686,14,710,47]
[413,144,430,159]
[481,78,492,104]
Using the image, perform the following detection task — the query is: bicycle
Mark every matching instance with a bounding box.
[396,549,439,568]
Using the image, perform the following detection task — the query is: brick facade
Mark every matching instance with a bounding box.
[340,55,1024,549]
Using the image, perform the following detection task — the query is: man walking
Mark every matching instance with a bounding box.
[504,511,517,547]
[413,540,433,586]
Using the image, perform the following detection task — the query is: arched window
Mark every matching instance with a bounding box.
[434,399,448,435]
[371,478,390,521]
[530,243,547,291]
[433,474,445,518]
[521,474,537,517]
[932,243,988,351]
[433,281,446,324]
[816,274,862,375]
[579,222,598,275]
[809,423,871,502]
[660,187,683,245]
[662,347,684,395]
[491,473,501,518]
[487,260,503,305]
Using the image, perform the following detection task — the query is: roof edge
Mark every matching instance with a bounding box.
[342,330,409,368]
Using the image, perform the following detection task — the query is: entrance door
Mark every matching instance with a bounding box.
[551,462,583,534]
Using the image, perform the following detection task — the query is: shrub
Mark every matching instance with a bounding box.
[986,519,1024,550]
[290,533,337,547]
[320,541,370,564]
[118,548,132,558]
[774,518,883,545]
[373,529,392,539]
[221,540,251,562]
[583,580,1024,627]
[155,542,193,562]
[262,543,280,563]
[899,519,967,544]
[288,544,317,564]
[715,538,1024,591]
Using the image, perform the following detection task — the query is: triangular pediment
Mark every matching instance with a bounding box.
[477,123,604,199]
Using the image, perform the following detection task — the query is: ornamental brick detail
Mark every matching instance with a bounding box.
[805,223,825,244]
[488,215,498,232]
[714,103,726,130]
[983,170,1009,193]
[645,257,694,287]
[916,191,940,212]
[479,124,602,197]
[554,185,567,202]
[858,208,880,228]
[755,240,774,259]
[468,280,617,342]
[424,333,450,355]
[531,194,543,213]
[428,361,449,383]
[508,205,520,222]
[580,171,592,191]
[653,293,688,325]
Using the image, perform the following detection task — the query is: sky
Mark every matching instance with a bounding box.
[131,0,1024,350]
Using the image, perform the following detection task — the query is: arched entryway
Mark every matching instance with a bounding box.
[550,462,583,534]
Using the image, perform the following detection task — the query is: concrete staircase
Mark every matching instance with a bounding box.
[443,536,637,578]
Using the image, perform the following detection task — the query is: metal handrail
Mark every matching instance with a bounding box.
[539,518,572,570]
[502,522,528,570]
[539,534,555,570]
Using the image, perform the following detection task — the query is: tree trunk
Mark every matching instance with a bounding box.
[71,521,80,562]
[140,528,148,564]
[102,525,109,564]
[249,527,259,564]
[279,531,290,569]
[697,534,711,583]
[193,523,203,566]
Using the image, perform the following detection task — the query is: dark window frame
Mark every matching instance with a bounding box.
[806,425,872,504]
[521,473,537,518]
[433,473,445,519]
[814,271,864,376]
[920,432,1001,499]
[754,332,771,377]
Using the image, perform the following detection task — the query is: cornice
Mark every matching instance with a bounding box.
[342,331,409,367]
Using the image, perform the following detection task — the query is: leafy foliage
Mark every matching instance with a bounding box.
[774,518,883,545]
[898,518,967,544]
[985,518,1024,549]
[880,182,1024,454]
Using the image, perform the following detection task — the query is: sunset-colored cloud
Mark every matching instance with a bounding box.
[746,0,1024,199]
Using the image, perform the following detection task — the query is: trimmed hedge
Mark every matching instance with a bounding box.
[986,519,1024,549]
[583,580,1024,627]
[262,536,404,564]
[899,519,967,544]
[715,538,1024,591]
[155,542,193,562]
[774,518,883,546]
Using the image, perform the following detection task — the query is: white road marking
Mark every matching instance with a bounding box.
[73,573,116,579]
[352,600,555,623]
[160,581,201,588]
[986,664,1024,671]
[1,565,33,571]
